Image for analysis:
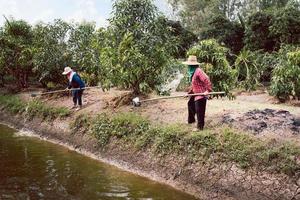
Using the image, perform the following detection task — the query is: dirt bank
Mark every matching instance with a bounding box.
[1,110,300,200]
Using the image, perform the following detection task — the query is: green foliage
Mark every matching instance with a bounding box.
[25,100,70,120]
[270,3,300,48]
[154,125,186,153]
[84,112,300,176]
[244,11,276,52]
[201,14,245,55]
[165,20,198,58]
[220,129,264,168]
[184,131,219,160]
[187,39,236,96]
[259,142,300,176]
[68,22,108,86]
[91,113,151,147]
[0,18,34,88]
[0,95,25,113]
[32,20,72,87]
[107,0,177,94]
[270,48,300,101]
[0,94,70,119]
[254,51,280,82]
[235,49,261,91]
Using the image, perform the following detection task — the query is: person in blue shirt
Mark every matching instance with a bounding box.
[62,67,85,110]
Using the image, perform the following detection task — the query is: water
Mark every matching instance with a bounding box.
[0,124,198,200]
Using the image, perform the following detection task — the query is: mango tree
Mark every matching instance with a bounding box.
[32,19,72,88]
[108,0,177,94]
[270,48,300,101]
[188,39,236,96]
[0,19,34,88]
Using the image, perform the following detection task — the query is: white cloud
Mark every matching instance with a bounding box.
[0,0,171,27]
[67,0,108,27]
[0,0,109,27]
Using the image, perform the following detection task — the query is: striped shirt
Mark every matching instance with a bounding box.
[192,68,212,101]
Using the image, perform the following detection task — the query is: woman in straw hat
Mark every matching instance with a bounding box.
[62,67,85,110]
[183,55,212,130]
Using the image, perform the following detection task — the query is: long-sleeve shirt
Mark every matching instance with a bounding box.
[68,72,85,89]
[191,68,212,101]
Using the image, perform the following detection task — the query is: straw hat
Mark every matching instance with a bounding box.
[182,55,200,65]
[62,67,72,75]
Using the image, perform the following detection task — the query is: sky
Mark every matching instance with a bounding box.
[0,0,173,27]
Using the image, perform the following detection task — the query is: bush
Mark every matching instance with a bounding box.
[255,51,279,82]
[270,48,300,101]
[188,39,236,97]
[234,49,261,91]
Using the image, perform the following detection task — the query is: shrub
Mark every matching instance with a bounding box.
[188,39,236,97]
[254,51,279,82]
[234,49,261,91]
[270,48,300,101]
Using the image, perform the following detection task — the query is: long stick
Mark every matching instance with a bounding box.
[140,92,225,103]
[31,86,102,97]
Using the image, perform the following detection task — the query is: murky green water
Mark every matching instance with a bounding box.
[0,124,198,200]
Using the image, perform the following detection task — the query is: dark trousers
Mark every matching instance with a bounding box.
[72,90,83,106]
[188,97,207,130]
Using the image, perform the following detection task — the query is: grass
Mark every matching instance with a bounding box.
[1,94,299,177]
[0,94,70,120]
[72,112,300,177]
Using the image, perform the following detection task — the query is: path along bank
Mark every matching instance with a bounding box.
[0,94,300,200]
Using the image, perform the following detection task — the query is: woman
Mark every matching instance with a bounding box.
[62,67,85,110]
[183,55,212,130]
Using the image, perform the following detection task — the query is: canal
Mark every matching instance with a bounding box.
[0,124,198,200]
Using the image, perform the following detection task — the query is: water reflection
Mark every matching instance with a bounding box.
[0,124,198,200]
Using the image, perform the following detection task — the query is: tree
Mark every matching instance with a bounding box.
[0,18,34,88]
[270,46,300,101]
[108,0,176,94]
[188,39,236,96]
[164,20,197,58]
[201,14,244,55]
[68,22,100,86]
[270,4,300,48]
[168,0,247,35]
[244,11,276,52]
[32,20,72,87]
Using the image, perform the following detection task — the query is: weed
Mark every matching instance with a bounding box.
[0,95,70,120]
[0,95,25,113]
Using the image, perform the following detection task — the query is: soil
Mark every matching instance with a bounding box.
[20,88,300,142]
